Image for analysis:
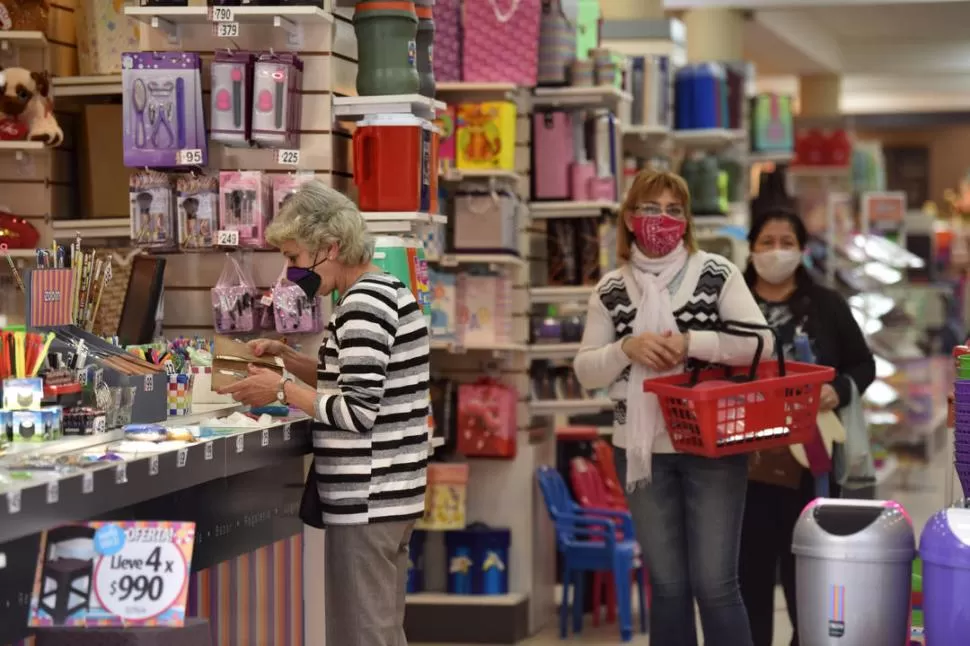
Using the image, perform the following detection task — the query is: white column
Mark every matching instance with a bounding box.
[685,8,744,62]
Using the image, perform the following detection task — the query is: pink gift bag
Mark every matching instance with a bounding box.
[463,0,542,85]
[433,0,462,82]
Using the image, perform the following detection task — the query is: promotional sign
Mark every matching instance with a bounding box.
[29,521,195,628]
[862,191,907,233]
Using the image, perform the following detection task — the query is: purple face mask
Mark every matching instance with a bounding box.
[287,257,325,299]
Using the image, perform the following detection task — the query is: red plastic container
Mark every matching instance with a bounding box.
[644,360,835,458]
[354,114,429,212]
[824,129,852,166]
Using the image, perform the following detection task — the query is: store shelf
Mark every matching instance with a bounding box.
[361,212,446,233]
[788,165,853,178]
[53,75,122,97]
[530,201,621,219]
[430,340,527,353]
[532,85,631,111]
[622,124,672,157]
[672,128,746,150]
[748,149,794,164]
[530,285,595,304]
[406,592,527,606]
[427,252,525,268]
[531,398,613,416]
[0,249,35,260]
[439,168,520,183]
[0,31,47,50]
[436,82,518,102]
[333,94,445,120]
[0,141,46,158]
[50,218,130,239]
[124,4,334,24]
[529,343,582,360]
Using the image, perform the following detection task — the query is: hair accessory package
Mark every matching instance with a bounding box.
[176,174,219,250]
[252,52,303,149]
[211,254,259,334]
[129,170,175,249]
[218,171,272,248]
[271,172,315,221]
[210,50,255,147]
[273,282,324,335]
[121,51,206,167]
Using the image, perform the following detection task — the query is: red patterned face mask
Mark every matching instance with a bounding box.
[630,214,687,257]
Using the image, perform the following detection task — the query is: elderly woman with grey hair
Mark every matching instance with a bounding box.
[219,180,430,646]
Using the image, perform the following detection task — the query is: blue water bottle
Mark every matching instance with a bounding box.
[675,65,695,129]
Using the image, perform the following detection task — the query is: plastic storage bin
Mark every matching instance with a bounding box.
[445,524,511,595]
[919,508,970,644]
[792,498,915,645]
[407,530,427,594]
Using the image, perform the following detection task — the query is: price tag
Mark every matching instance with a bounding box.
[177,448,188,468]
[261,429,269,447]
[7,491,20,514]
[94,416,107,434]
[260,294,273,307]
[213,21,240,38]
[144,374,154,392]
[148,455,159,476]
[176,148,204,166]
[82,472,94,494]
[115,463,128,485]
[275,149,301,166]
[216,230,240,247]
[58,521,198,626]
[208,5,234,21]
[283,424,291,442]
[440,254,459,267]
[204,442,214,461]
[46,481,58,505]
[235,435,244,454]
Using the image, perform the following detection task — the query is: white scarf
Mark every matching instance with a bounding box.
[626,242,689,490]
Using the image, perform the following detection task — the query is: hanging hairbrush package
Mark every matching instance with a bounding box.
[546,218,579,286]
[121,51,206,168]
[210,51,255,147]
[129,170,176,249]
[252,52,303,149]
[271,172,315,221]
[273,281,324,335]
[176,174,218,250]
[218,171,272,248]
[211,254,259,334]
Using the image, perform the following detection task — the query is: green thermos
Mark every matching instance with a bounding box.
[414,0,436,97]
[354,1,421,97]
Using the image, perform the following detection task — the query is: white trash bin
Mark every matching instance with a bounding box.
[792,498,915,645]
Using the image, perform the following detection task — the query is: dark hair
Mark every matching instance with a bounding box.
[743,207,814,294]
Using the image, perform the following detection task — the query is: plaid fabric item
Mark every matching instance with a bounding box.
[167,374,195,416]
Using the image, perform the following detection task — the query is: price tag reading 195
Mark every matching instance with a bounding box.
[213,21,240,38]
[91,522,195,624]
[176,149,203,166]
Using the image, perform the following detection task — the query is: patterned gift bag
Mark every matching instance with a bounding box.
[433,0,463,82]
[462,0,542,85]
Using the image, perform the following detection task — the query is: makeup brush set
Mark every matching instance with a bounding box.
[272,282,324,334]
[122,51,207,168]
[210,51,303,150]
[211,254,262,334]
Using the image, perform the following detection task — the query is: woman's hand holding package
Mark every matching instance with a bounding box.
[217,364,281,407]
[621,331,687,371]
[248,338,289,358]
[819,383,840,411]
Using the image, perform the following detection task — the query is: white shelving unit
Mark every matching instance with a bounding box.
[49,217,130,239]
[439,169,520,183]
[0,30,46,50]
[673,128,747,150]
[530,285,595,305]
[530,398,613,416]
[530,201,621,219]
[529,343,583,360]
[124,4,333,45]
[333,94,445,120]
[360,212,446,233]
[427,252,525,269]
[532,85,632,112]
[53,75,122,97]
[435,82,518,102]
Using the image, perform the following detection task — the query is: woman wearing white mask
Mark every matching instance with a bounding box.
[738,208,874,646]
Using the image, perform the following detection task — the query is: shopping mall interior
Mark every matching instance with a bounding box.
[1,0,969,644]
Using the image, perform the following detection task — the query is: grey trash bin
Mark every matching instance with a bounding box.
[792,498,915,645]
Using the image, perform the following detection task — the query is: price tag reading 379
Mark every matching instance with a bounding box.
[213,21,240,38]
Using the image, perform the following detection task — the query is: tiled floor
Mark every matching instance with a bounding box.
[415,446,953,646]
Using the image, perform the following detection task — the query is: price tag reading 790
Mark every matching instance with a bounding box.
[27,521,198,628]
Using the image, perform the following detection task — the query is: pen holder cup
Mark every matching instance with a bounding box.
[167,373,196,416]
[189,366,235,406]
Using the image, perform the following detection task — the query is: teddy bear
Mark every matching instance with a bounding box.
[0,66,63,146]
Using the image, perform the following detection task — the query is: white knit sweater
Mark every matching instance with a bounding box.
[573,251,773,452]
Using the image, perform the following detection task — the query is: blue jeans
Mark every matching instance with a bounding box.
[615,448,753,646]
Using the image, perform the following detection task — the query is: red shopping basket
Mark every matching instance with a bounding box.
[643,320,835,458]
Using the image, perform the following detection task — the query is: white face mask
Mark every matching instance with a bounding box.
[752,249,803,285]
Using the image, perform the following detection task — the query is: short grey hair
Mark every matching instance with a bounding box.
[265,179,375,265]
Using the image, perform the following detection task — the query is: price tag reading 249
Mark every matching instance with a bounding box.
[29,521,196,627]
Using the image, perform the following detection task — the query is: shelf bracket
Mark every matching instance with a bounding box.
[149,16,181,45]
[273,15,304,49]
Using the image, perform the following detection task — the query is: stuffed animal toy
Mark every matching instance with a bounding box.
[0,66,63,146]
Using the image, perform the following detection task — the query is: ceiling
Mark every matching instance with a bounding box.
[732,1,970,112]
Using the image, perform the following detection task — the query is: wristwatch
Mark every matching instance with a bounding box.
[277,376,293,405]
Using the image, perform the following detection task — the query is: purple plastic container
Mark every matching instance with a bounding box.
[920,508,970,644]
[957,462,970,498]
[955,380,970,398]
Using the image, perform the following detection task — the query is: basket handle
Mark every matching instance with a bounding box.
[720,319,786,379]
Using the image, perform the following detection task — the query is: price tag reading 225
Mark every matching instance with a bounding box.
[29,521,197,628]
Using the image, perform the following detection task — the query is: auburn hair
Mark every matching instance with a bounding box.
[617,169,698,262]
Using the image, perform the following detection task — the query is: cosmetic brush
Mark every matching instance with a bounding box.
[231,66,243,129]
[273,69,285,131]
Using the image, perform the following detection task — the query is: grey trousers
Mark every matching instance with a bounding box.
[324,520,416,646]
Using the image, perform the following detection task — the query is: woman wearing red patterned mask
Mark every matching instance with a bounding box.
[574,170,772,646]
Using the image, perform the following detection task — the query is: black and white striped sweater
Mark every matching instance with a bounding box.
[573,251,772,451]
[311,272,431,526]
